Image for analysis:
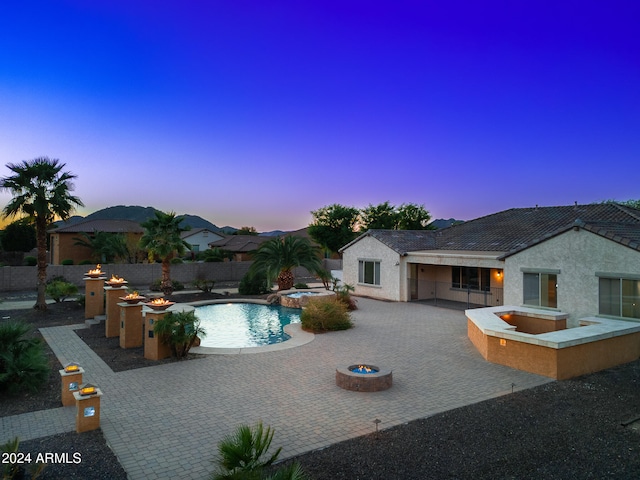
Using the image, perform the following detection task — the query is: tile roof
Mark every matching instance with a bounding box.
[208,235,271,252]
[342,204,640,256]
[49,219,144,234]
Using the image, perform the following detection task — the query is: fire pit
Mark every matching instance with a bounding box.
[105,275,128,288]
[144,298,175,311]
[119,292,146,305]
[85,264,105,279]
[336,364,392,392]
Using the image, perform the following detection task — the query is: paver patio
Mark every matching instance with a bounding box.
[1,298,552,479]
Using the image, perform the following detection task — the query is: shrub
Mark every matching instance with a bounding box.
[334,283,358,311]
[211,422,308,480]
[238,271,271,295]
[1,437,46,479]
[61,259,74,265]
[193,279,215,293]
[200,247,233,262]
[45,280,79,303]
[170,257,183,264]
[0,322,49,394]
[23,256,36,266]
[79,259,93,265]
[150,279,185,292]
[300,297,352,333]
[153,311,206,359]
[293,283,309,289]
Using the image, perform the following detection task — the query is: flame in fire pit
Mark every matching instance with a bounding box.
[350,364,379,374]
[108,274,126,284]
[149,298,171,306]
[124,291,142,299]
[86,264,103,276]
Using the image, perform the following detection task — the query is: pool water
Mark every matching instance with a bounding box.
[195,303,301,348]
[286,291,321,299]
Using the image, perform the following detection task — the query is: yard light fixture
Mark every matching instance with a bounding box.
[64,362,80,373]
[79,383,98,396]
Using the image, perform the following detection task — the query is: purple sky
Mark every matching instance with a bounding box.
[1,1,638,231]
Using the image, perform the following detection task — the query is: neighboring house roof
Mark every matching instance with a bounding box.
[208,235,271,252]
[341,204,640,256]
[49,219,144,234]
[181,228,220,240]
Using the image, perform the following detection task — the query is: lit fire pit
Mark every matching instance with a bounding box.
[105,275,128,288]
[336,364,392,392]
[119,291,146,305]
[144,298,175,311]
[85,264,105,279]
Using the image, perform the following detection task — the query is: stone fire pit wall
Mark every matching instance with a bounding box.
[336,365,393,392]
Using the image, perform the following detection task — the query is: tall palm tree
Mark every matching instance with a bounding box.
[0,157,83,311]
[139,211,191,295]
[248,236,322,291]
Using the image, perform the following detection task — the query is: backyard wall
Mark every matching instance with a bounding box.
[0,260,340,292]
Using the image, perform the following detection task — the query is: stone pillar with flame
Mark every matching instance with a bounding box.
[104,275,129,338]
[84,265,106,320]
[143,298,176,360]
[119,292,146,349]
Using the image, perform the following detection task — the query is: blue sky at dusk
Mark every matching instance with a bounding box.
[1,1,638,231]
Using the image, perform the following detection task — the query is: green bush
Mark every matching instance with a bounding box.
[79,259,93,265]
[153,311,206,359]
[300,297,352,333]
[61,259,74,265]
[170,257,183,264]
[0,322,49,394]
[211,422,309,480]
[150,279,185,292]
[293,283,309,289]
[45,280,79,303]
[334,283,358,311]
[193,279,215,293]
[238,271,271,295]
[23,256,37,266]
[1,436,46,479]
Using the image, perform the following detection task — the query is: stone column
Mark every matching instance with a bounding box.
[104,286,128,338]
[84,277,106,319]
[119,302,144,348]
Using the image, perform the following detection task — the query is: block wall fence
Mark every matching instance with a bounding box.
[0,259,343,292]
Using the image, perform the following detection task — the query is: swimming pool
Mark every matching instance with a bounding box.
[195,302,301,348]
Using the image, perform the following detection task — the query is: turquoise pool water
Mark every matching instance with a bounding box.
[195,303,301,348]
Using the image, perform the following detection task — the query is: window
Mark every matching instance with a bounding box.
[523,272,557,308]
[452,267,491,291]
[599,277,640,319]
[358,260,380,286]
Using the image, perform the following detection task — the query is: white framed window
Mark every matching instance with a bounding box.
[358,260,381,286]
[599,276,640,319]
[522,270,558,308]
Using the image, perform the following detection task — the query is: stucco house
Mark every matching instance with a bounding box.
[208,235,272,261]
[181,228,224,253]
[49,219,144,265]
[340,204,640,326]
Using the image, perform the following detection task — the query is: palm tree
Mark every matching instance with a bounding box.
[0,157,83,311]
[74,231,128,263]
[139,211,191,295]
[248,236,322,291]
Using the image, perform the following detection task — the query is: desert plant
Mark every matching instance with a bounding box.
[239,271,272,295]
[300,297,352,333]
[0,321,49,394]
[61,258,74,265]
[211,422,309,480]
[293,283,309,289]
[247,236,322,291]
[45,280,78,303]
[193,279,215,293]
[1,436,46,479]
[201,247,233,262]
[139,211,191,295]
[153,311,206,359]
[333,283,358,310]
[23,256,36,266]
[150,278,185,292]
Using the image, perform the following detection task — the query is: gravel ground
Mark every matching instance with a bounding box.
[2,297,640,479]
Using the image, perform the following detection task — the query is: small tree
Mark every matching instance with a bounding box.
[45,280,78,303]
[308,204,360,256]
[139,211,191,295]
[153,310,205,359]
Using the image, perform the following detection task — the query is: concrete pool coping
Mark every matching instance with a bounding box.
[184,298,315,355]
[466,305,640,348]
